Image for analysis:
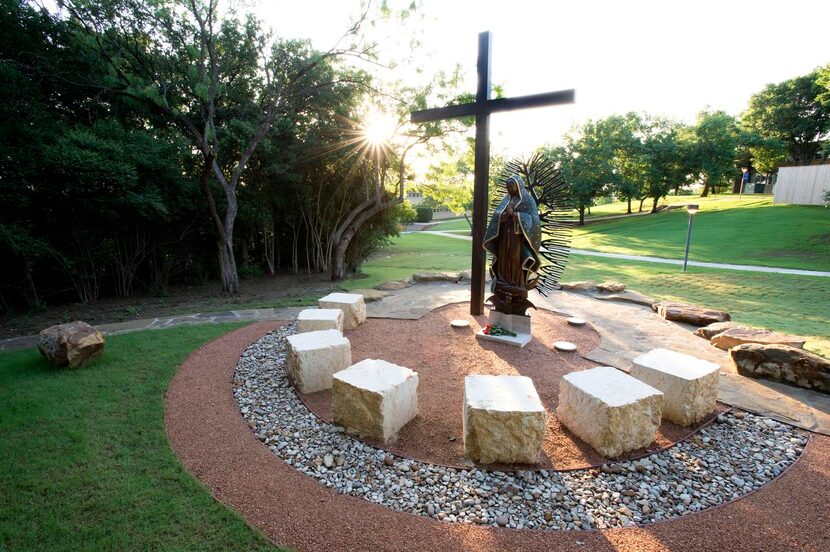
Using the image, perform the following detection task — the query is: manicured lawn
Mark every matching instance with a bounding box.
[429,218,470,232]
[349,232,830,356]
[341,232,471,291]
[570,197,830,271]
[582,193,772,218]
[563,256,830,357]
[0,324,283,551]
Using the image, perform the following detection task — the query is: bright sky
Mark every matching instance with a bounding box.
[257,0,830,156]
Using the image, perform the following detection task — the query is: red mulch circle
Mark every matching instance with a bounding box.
[165,321,829,552]
[297,302,724,471]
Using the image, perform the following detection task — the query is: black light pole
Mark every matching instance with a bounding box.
[682,204,699,272]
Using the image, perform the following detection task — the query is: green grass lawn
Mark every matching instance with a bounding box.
[0,324,284,551]
[428,218,471,232]
[348,232,830,356]
[429,196,830,271]
[341,232,471,291]
[570,197,830,271]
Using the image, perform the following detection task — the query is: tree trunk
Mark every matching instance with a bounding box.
[700,181,710,197]
[651,196,660,213]
[217,237,239,293]
[331,235,352,281]
[578,205,586,226]
[638,197,646,212]
[626,197,632,214]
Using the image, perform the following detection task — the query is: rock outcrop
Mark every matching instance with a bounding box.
[694,321,742,340]
[412,272,462,283]
[711,328,806,351]
[652,301,730,326]
[597,281,626,293]
[730,344,829,393]
[560,280,598,292]
[37,321,104,368]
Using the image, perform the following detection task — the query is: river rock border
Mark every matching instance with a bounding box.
[233,325,808,531]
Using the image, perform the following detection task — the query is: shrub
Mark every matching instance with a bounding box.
[416,206,433,223]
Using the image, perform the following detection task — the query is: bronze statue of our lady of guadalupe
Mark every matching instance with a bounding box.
[482,174,542,316]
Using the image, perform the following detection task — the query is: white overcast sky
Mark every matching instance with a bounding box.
[252,0,830,155]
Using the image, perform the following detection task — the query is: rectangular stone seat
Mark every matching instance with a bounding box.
[296,308,343,333]
[318,293,366,330]
[332,359,418,442]
[631,348,720,426]
[557,367,663,458]
[463,375,546,464]
[285,329,351,394]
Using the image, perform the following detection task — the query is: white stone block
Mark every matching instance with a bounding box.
[285,329,351,394]
[557,367,663,458]
[296,308,343,333]
[318,293,367,330]
[332,359,418,441]
[463,375,546,464]
[631,348,720,426]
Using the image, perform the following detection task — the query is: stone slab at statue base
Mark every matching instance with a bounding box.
[475,310,532,348]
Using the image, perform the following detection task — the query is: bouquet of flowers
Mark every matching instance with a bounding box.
[482,324,517,337]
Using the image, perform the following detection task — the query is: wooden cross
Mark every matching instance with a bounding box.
[410,31,575,316]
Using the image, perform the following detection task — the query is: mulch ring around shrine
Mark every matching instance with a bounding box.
[232,309,808,531]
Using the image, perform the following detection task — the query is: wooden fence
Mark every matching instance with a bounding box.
[773,165,830,205]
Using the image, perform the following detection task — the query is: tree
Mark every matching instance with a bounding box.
[742,71,830,165]
[687,110,740,197]
[58,0,370,292]
[542,119,619,225]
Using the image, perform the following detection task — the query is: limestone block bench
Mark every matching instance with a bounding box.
[318,293,366,330]
[463,375,546,464]
[286,329,351,394]
[296,308,343,333]
[557,366,663,458]
[333,359,419,442]
[631,348,720,426]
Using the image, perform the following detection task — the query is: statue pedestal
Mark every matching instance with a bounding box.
[475,310,532,348]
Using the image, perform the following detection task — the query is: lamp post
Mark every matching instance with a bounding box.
[682,204,699,272]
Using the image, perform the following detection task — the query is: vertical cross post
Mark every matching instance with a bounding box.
[470,31,492,316]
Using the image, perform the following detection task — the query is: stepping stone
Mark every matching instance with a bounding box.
[333,359,419,442]
[285,330,351,394]
[566,317,587,326]
[450,319,470,328]
[554,341,577,352]
[557,366,663,458]
[652,301,730,326]
[318,293,367,330]
[296,309,343,333]
[631,348,720,426]
[463,375,546,464]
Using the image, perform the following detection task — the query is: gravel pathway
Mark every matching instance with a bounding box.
[233,325,808,531]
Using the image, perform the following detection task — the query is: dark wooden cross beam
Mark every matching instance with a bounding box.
[410,31,575,316]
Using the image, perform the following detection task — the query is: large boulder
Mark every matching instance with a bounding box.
[711,328,806,351]
[412,271,462,283]
[652,301,730,326]
[38,321,105,368]
[597,281,626,293]
[730,344,829,393]
[560,280,597,293]
[593,290,656,307]
[374,280,411,291]
[694,321,742,340]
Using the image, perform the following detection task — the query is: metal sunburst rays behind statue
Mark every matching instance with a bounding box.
[485,152,573,307]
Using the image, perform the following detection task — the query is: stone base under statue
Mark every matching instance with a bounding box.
[475,310,532,348]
